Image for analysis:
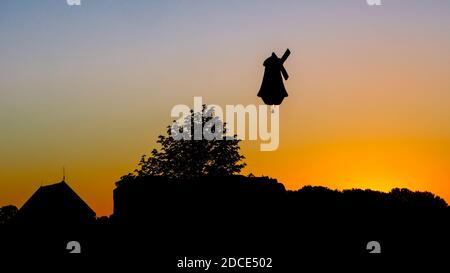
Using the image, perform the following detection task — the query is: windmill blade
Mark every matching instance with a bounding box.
[280,48,291,63]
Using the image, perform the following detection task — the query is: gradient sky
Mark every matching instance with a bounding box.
[1,0,449,216]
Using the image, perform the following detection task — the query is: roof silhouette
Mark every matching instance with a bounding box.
[17,181,96,225]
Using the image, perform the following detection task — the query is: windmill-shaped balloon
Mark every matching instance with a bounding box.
[257,49,291,111]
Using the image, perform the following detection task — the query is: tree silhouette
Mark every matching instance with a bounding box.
[0,205,18,224]
[127,104,246,180]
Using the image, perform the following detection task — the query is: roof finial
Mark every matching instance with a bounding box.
[62,166,66,182]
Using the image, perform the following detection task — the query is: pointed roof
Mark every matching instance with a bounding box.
[18,181,96,224]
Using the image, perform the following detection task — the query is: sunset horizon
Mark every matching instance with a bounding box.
[1,0,450,217]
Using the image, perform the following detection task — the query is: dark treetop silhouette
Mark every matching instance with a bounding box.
[0,205,18,225]
[257,48,291,105]
[120,104,246,181]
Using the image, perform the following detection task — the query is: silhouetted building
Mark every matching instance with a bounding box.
[16,181,96,225]
[258,49,291,105]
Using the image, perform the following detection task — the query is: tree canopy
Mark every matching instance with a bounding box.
[122,105,246,181]
[0,205,18,224]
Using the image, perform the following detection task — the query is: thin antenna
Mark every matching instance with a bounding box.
[62,166,66,182]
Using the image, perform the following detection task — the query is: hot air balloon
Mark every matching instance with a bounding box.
[257,49,291,106]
